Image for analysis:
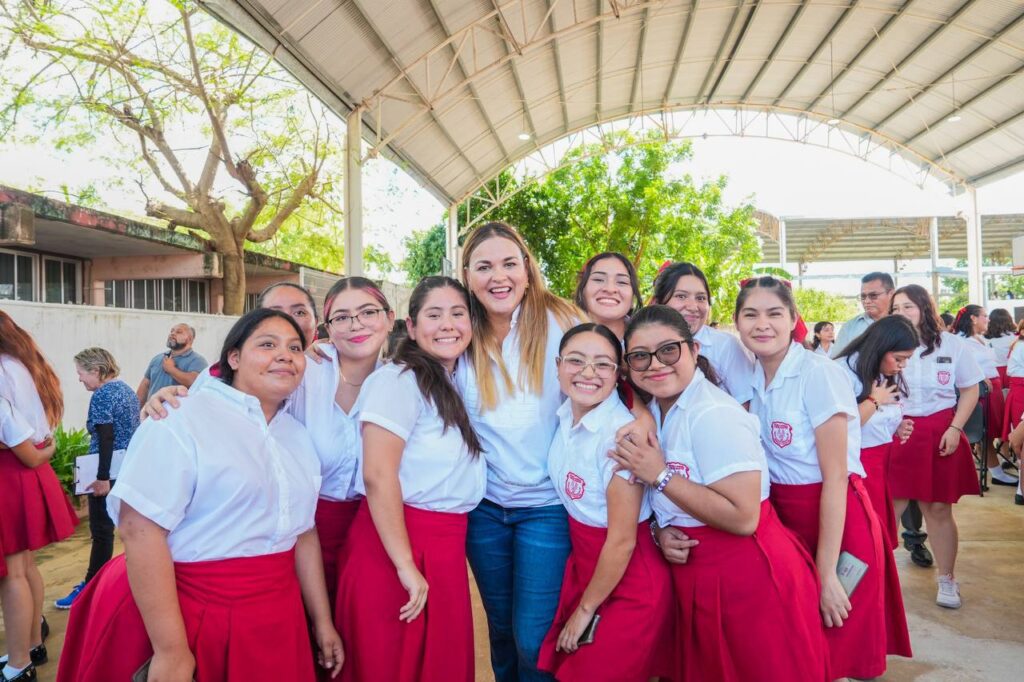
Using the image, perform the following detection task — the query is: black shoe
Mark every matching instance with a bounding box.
[1016,493,1023,505]
[0,647,46,673]
[908,543,934,567]
[991,475,1020,487]
[0,664,37,681]
[40,616,48,643]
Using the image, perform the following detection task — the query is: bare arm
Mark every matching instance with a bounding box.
[940,384,979,456]
[294,529,344,677]
[136,377,151,406]
[119,503,195,682]
[361,423,427,622]
[814,414,852,628]
[5,437,54,468]
[163,361,200,388]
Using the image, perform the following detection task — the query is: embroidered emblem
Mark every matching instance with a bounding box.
[770,421,794,448]
[565,472,586,500]
[937,370,951,386]
[666,461,691,479]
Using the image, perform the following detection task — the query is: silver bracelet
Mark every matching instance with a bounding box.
[654,468,675,493]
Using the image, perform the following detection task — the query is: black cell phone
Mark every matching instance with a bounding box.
[577,614,601,645]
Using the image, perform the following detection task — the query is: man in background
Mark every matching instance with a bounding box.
[136,323,207,403]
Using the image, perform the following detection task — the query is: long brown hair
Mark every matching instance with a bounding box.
[393,277,482,456]
[891,284,943,356]
[0,311,63,427]
[462,222,578,411]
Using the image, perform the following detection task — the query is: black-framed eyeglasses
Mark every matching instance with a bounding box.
[557,355,619,378]
[624,341,685,372]
[859,290,891,301]
[327,308,386,329]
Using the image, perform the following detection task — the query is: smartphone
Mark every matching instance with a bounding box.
[837,550,869,597]
[577,614,601,646]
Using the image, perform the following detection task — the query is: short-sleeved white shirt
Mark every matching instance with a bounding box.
[547,393,649,527]
[990,333,1014,368]
[358,362,486,513]
[838,356,903,449]
[288,344,368,502]
[961,335,999,380]
[456,307,574,508]
[694,324,754,404]
[0,355,51,441]
[750,342,865,484]
[0,396,33,447]
[1006,340,1024,377]
[108,379,321,563]
[901,332,984,416]
[652,370,769,528]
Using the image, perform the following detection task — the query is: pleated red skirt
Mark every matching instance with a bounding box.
[537,519,673,681]
[56,549,314,681]
[315,497,361,610]
[985,376,1005,442]
[890,408,981,503]
[1002,376,1024,440]
[771,476,912,679]
[860,442,898,550]
[997,365,1009,385]
[0,448,78,575]
[335,504,473,682]
[668,500,829,682]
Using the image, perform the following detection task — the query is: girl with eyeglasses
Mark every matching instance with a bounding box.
[890,285,982,609]
[736,277,897,680]
[334,277,485,682]
[610,305,828,682]
[536,323,672,682]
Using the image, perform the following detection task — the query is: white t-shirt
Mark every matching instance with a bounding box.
[652,370,769,528]
[838,357,903,449]
[1006,340,1024,378]
[358,362,486,514]
[694,324,754,404]
[0,355,51,442]
[901,332,984,416]
[961,335,999,380]
[990,333,1015,368]
[108,379,321,563]
[547,393,649,527]
[456,307,574,508]
[0,396,33,448]
[750,343,865,484]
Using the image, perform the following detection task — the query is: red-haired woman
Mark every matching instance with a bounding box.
[0,311,76,682]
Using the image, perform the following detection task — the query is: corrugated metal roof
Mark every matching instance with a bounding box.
[198,0,1024,205]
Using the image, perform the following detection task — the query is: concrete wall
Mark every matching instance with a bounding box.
[1,300,238,429]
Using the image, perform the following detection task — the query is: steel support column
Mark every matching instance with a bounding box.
[960,188,984,305]
[778,218,787,270]
[929,216,940,298]
[447,203,460,277]
[345,110,364,277]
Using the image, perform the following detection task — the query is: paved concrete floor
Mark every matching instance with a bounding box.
[3,481,1022,681]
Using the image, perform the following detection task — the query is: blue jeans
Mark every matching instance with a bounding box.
[467,500,570,682]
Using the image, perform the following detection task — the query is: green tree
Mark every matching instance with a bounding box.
[940,259,1024,313]
[793,287,858,325]
[0,0,342,313]
[402,223,446,284]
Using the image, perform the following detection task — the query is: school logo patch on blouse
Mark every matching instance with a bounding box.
[565,472,586,500]
[937,370,951,386]
[770,421,794,448]
[667,461,691,479]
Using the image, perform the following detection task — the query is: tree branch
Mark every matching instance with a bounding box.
[146,200,211,233]
[245,168,318,243]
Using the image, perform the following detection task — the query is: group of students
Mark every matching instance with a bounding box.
[0,220,998,682]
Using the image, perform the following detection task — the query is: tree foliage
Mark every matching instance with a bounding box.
[402,223,447,284]
[793,287,858,326]
[940,259,1024,313]
[0,0,343,313]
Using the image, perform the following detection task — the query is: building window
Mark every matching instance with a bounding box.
[244,292,260,312]
[103,278,208,313]
[42,256,80,304]
[0,249,36,301]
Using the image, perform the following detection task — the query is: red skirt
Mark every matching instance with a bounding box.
[0,448,78,574]
[986,376,1005,442]
[771,476,911,678]
[57,549,314,681]
[1002,376,1024,440]
[537,519,673,681]
[860,443,898,550]
[668,500,829,682]
[997,365,1009,385]
[890,408,981,503]
[316,497,361,610]
[335,504,473,682]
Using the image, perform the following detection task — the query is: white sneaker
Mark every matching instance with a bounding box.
[937,574,962,609]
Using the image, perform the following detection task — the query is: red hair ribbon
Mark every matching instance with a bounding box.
[658,260,673,275]
[739,277,809,344]
[951,307,969,334]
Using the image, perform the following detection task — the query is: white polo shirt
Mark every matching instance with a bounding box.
[961,335,999,380]
[108,379,322,563]
[901,332,984,416]
[456,307,575,508]
[750,343,865,485]
[989,333,1014,368]
[0,355,51,442]
[358,362,486,514]
[547,393,649,528]
[838,356,903,449]
[0,396,33,447]
[694,324,754,404]
[1006,340,1024,377]
[652,370,769,528]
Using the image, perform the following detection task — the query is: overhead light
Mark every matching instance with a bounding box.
[827,118,840,125]
[518,131,531,141]
[947,114,962,123]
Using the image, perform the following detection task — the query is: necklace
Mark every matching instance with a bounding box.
[339,369,365,388]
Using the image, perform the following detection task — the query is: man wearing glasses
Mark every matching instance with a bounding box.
[830,272,896,358]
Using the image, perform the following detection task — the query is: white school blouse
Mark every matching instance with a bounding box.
[455,307,574,508]
[961,335,999,380]
[990,333,1014,368]
[1006,339,1024,377]
[0,355,50,442]
[0,396,33,448]
[547,393,650,528]
[107,379,322,563]
[838,356,903,449]
[652,370,769,528]
[750,342,865,485]
[357,362,486,514]
[694,324,754,404]
[901,332,984,416]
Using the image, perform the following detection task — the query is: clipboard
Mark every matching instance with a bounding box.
[74,449,127,494]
